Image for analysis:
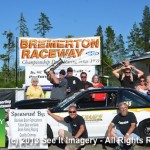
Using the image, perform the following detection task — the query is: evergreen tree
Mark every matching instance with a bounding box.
[140,6,150,52]
[16,13,29,86]
[95,25,113,77]
[115,34,126,63]
[95,25,103,37]
[104,26,116,57]
[65,35,74,38]
[34,12,53,37]
[3,31,15,80]
[17,13,29,36]
[127,23,143,57]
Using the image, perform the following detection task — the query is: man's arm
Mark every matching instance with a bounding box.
[112,67,125,79]
[107,122,115,139]
[49,70,60,84]
[76,77,82,91]
[47,109,64,122]
[131,66,144,78]
[74,124,85,138]
[124,123,136,139]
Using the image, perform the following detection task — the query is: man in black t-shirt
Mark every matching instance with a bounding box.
[107,102,140,149]
[112,65,144,88]
[65,67,82,94]
[47,105,88,150]
[80,72,93,90]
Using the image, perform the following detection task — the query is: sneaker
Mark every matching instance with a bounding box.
[129,143,137,150]
[113,146,125,150]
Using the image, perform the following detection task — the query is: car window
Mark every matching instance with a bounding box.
[58,92,82,108]
[120,90,148,107]
[74,91,118,109]
[107,92,118,107]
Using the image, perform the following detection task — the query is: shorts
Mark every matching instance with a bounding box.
[115,128,140,146]
[115,129,140,139]
[64,130,86,150]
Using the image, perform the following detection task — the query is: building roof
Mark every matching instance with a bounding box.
[130,53,150,63]
[111,52,150,68]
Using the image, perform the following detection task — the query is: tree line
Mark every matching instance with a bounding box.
[0,6,149,88]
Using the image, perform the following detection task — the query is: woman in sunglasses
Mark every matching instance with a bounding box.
[136,77,147,94]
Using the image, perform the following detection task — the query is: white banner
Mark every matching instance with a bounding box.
[25,66,95,86]
[8,109,48,149]
[19,36,101,66]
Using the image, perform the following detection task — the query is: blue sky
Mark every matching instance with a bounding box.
[0,0,149,56]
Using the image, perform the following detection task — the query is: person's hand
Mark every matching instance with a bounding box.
[47,108,52,116]
[124,65,131,69]
[124,133,130,140]
[121,66,126,70]
[107,133,112,141]
[131,65,136,70]
[5,109,10,120]
[49,70,54,75]
[65,137,76,144]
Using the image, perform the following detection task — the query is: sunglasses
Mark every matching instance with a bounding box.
[81,76,87,78]
[69,111,76,114]
[125,72,131,73]
[140,80,145,82]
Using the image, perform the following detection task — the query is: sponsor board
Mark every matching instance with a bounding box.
[25,66,95,86]
[8,109,48,149]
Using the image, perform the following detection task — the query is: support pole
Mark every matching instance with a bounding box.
[15,37,18,87]
[101,36,104,77]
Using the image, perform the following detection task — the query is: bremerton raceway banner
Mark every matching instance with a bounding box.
[19,36,101,66]
[8,109,48,149]
[25,66,95,86]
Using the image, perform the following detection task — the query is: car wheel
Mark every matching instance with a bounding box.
[138,119,150,145]
[47,124,53,147]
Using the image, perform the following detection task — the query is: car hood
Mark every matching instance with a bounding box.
[13,99,60,109]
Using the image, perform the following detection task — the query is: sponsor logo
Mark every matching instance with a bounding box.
[86,51,99,56]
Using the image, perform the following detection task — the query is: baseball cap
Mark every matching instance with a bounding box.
[67,67,73,72]
[59,69,66,75]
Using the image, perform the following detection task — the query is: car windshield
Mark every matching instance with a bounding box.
[136,91,150,101]
[57,91,82,108]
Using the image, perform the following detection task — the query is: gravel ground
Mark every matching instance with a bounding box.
[1,143,150,150]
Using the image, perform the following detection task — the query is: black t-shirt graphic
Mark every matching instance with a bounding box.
[64,115,88,138]
[112,112,139,135]
[65,76,81,93]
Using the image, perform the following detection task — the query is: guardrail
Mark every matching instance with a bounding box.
[0,88,25,101]
[0,88,52,109]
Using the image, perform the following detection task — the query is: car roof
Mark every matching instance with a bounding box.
[86,86,135,91]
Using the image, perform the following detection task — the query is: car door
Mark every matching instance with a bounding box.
[58,90,119,139]
[118,90,150,123]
